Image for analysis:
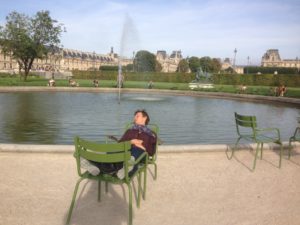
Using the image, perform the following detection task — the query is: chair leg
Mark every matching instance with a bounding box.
[127,183,133,225]
[253,143,261,171]
[137,172,142,208]
[279,144,283,168]
[143,166,147,200]
[153,163,157,180]
[288,139,292,159]
[66,177,85,225]
[228,137,241,160]
[98,180,101,202]
[260,143,264,160]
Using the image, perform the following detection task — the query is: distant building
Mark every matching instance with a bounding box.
[0,46,132,74]
[220,57,244,74]
[156,50,182,72]
[261,49,300,68]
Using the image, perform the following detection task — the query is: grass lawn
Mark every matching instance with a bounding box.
[0,76,299,98]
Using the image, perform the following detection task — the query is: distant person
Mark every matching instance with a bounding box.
[47,78,55,87]
[279,85,287,97]
[69,79,79,87]
[237,84,247,94]
[240,84,247,93]
[148,80,154,89]
[93,79,99,87]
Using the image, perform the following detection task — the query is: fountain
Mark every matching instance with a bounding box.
[117,14,139,103]
[189,67,214,89]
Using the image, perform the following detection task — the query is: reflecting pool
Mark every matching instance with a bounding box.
[0,92,298,145]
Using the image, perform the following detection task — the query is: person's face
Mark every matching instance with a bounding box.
[134,112,147,125]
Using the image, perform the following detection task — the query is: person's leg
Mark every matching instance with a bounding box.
[80,157,100,176]
[117,146,145,179]
[129,146,146,176]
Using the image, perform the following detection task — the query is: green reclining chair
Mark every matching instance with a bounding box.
[228,112,283,171]
[66,137,148,225]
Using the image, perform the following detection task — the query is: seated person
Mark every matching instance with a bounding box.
[82,109,157,178]
[47,78,56,87]
[93,79,99,87]
[69,79,79,87]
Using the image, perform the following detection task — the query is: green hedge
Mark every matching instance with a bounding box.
[244,66,299,74]
[72,70,195,83]
[72,70,300,87]
[212,74,300,87]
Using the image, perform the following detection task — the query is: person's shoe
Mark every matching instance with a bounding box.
[80,157,100,176]
[117,167,125,179]
[128,156,135,164]
[117,165,134,179]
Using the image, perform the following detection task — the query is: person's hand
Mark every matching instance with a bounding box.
[131,139,146,150]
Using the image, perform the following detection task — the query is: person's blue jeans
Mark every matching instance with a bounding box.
[129,146,146,176]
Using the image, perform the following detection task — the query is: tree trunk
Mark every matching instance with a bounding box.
[24,68,29,81]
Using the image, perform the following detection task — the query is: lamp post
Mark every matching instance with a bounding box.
[247,56,250,74]
[132,51,135,72]
[233,48,237,69]
[296,56,299,74]
[93,51,96,71]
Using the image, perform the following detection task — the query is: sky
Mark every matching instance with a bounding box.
[0,0,300,65]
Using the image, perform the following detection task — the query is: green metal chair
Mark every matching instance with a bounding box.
[228,112,283,171]
[289,127,300,159]
[125,123,160,180]
[66,137,148,225]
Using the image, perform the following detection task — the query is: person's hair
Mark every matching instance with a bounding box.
[134,109,150,125]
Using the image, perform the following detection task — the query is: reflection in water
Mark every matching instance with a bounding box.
[2,93,60,143]
[0,92,298,145]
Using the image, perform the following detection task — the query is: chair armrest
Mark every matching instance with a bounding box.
[105,135,119,143]
[255,127,281,139]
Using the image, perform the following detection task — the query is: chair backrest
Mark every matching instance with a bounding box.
[234,112,257,137]
[74,136,131,176]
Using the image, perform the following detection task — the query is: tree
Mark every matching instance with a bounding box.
[188,56,200,73]
[211,58,222,72]
[199,57,222,73]
[134,50,159,72]
[177,59,189,73]
[0,11,65,81]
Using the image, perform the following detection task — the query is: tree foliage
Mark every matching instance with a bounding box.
[134,50,161,72]
[0,10,65,80]
[188,56,200,73]
[199,56,221,73]
[188,56,221,73]
[177,59,189,73]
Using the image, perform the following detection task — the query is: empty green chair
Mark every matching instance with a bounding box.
[228,112,283,171]
[66,137,148,225]
[289,127,300,159]
[125,123,160,180]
